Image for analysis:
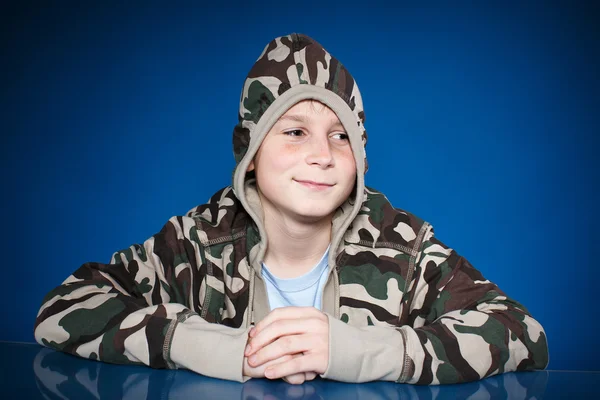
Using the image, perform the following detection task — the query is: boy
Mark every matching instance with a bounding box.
[34,33,549,385]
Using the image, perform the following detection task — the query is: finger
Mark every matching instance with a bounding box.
[282,373,305,385]
[279,354,310,385]
[248,317,325,356]
[244,354,294,378]
[252,307,323,337]
[248,319,305,356]
[304,371,317,381]
[248,334,308,367]
[264,353,322,379]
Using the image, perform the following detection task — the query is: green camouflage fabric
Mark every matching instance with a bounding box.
[34,34,548,384]
[232,32,369,177]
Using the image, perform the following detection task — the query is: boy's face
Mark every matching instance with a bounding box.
[249,100,357,223]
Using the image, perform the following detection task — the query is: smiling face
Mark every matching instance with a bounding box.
[249,100,357,224]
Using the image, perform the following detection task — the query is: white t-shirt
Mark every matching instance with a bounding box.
[261,247,330,310]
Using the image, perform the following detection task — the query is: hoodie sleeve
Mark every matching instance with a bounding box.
[322,228,549,384]
[33,216,249,382]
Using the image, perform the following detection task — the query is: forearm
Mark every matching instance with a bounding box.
[33,215,247,372]
[405,306,548,384]
[35,288,252,381]
[35,285,187,368]
[321,315,405,382]
[404,236,549,383]
[169,314,250,382]
[322,305,548,385]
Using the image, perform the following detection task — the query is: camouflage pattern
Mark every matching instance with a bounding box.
[337,188,548,383]
[34,33,548,384]
[232,33,369,177]
[34,186,548,384]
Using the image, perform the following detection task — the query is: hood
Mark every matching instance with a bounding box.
[231,33,369,269]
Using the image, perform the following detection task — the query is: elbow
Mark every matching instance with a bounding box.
[521,329,549,371]
[33,300,70,352]
[511,315,550,372]
[33,315,62,350]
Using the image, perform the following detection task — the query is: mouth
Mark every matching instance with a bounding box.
[294,179,335,190]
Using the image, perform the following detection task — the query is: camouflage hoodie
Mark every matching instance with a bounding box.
[34,33,549,384]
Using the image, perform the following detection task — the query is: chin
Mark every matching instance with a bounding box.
[291,207,337,223]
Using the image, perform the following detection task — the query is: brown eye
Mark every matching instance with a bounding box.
[284,129,304,137]
[331,132,349,141]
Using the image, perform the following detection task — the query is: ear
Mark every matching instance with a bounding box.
[247,160,255,172]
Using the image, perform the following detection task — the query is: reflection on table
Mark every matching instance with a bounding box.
[32,347,551,399]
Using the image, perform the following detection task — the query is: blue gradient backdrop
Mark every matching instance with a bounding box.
[1,1,598,371]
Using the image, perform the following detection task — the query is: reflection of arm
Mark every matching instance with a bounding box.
[323,230,548,384]
[32,344,549,399]
[33,216,248,381]
[32,347,247,399]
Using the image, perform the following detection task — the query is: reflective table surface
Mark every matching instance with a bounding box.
[0,342,595,399]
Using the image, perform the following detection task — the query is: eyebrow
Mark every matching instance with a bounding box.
[278,114,344,128]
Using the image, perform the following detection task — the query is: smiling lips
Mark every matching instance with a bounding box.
[294,179,334,190]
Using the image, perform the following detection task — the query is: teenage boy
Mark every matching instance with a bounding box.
[35,33,549,385]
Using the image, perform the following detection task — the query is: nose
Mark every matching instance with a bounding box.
[305,135,334,168]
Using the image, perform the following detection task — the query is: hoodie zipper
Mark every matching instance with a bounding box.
[333,269,340,319]
[247,268,255,327]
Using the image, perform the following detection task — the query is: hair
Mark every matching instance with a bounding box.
[304,99,330,114]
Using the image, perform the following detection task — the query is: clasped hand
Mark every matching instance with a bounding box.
[242,306,329,384]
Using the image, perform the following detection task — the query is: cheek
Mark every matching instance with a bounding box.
[268,155,292,173]
[338,151,357,181]
[256,145,295,175]
[268,145,299,171]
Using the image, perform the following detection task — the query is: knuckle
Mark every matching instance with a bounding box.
[255,349,268,363]
[318,332,328,346]
[272,319,283,330]
[291,356,303,371]
[272,308,283,318]
[251,327,261,339]
[280,335,293,350]
[309,318,326,333]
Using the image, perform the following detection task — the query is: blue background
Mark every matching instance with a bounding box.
[1,1,597,371]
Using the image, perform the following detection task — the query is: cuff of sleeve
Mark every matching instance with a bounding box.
[321,314,405,383]
[169,318,250,382]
